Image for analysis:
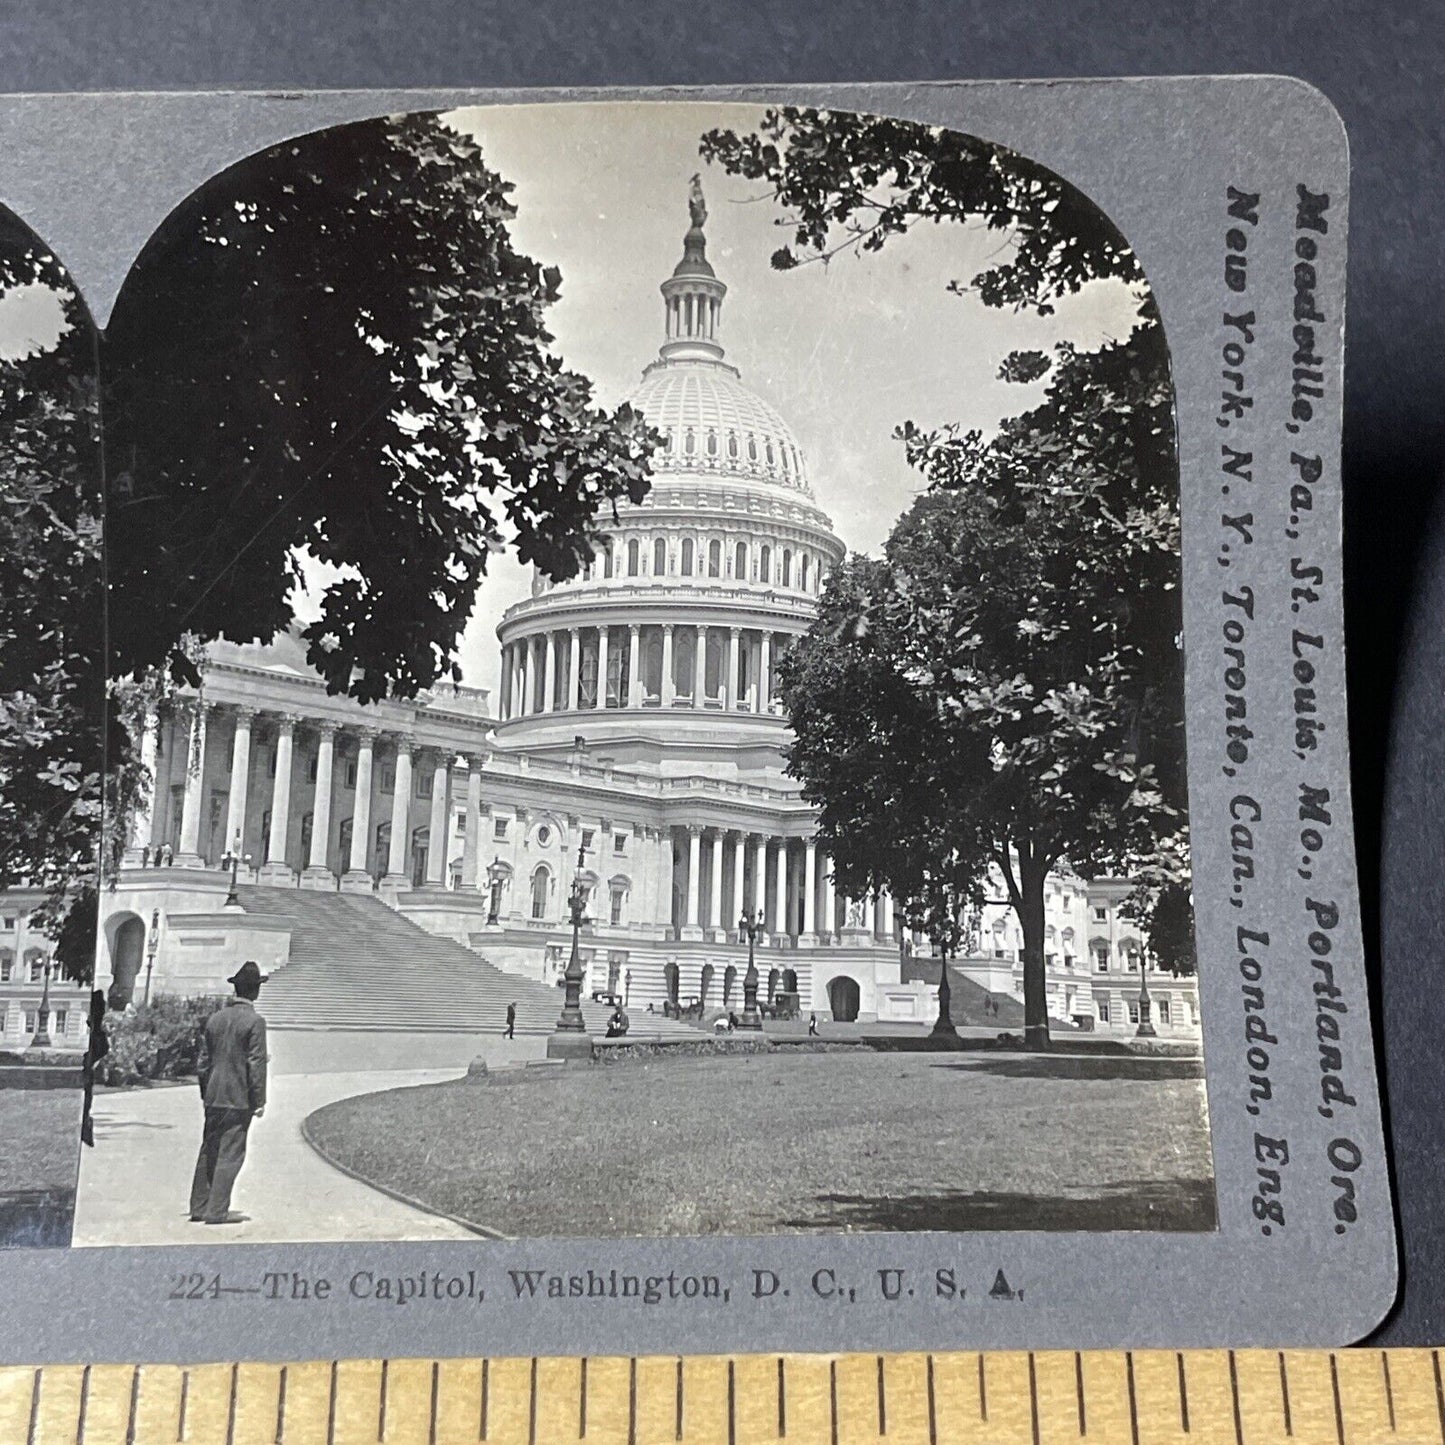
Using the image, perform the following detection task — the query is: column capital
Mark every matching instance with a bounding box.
[729,625,740,638]
[628,621,640,635]
[464,751,489,771]
[662,622,674,636]
[685,822,704,837]
[388,731,418,756]
[230,704,258,726]
[314,719,341,741]
[352,724,379,745]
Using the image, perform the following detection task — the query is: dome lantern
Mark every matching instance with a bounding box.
[658,175,728,364]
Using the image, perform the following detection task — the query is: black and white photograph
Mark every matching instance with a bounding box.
[2,99,1212,1251]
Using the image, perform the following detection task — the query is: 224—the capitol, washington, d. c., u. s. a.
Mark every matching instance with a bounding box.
[35,187,1202,1050]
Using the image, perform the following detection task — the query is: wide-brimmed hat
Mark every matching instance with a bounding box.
[227,961,269,990]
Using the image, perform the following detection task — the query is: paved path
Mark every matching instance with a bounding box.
[72,1031,546,1247]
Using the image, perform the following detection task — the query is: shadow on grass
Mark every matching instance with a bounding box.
[782,1177,1217,1233]
[0,1190,75,1248]
[932,1055,1206,1083]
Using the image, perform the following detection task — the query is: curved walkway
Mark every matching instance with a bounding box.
[72,1030,543,1246]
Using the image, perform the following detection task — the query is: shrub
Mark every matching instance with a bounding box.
[97,995,226,1086]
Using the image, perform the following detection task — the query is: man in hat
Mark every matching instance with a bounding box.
[189,960,269,1225]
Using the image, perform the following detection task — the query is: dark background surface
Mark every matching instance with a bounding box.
[2,0,1440,1345]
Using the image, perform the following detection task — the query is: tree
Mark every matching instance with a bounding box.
[707,110,1188,1047]
[777,554,994,1034]
[0,209,106,979]
[105,111,659,700]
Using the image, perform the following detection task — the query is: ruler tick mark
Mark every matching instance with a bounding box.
[1433,1350,1444,1442]
[727,1359,735,1445]
[276,1365,287,1445]
[1028,1352,1041,1445]
[226,1361,238,1445]
[1381,1351,1396,1432]
[926,1355,936,1445]
[1177,1352,1190,1434]
[379,1358,389,1442]
[1279,1352,1293,1436]
[877,1355,887,1437]
[778,1356,786,1438]
[580,1357,588,1440]
[1076,1352,1087,1435]
[480,1358,489,1441]
[127,1367,141,1445]
[528,1357,537,1445]
[627,1359,636,1445]
[325,1362,336,1445]
[979,1353,988,1421]
[830,1359,839,1445]
[1329,1354,1345,1445]
[78,1363,92,1443]
[428,1361,439,1445]
[26,1367,39,1445]
[1126,1352,1140,1445]
[1229,1350,1244,1445]
[675,1357,683,1441]
[179,1368,191,1443]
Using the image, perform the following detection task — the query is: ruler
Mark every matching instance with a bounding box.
[2,1349,1441,1444]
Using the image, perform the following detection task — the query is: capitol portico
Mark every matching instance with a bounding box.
[86,188,1200,1041]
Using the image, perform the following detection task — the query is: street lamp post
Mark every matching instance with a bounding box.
[222,831,250,909]
[30,957,53,1048]
[486,855,506,925]
[624,969,632,1006]
[144,908,160,1006]
[547,842,594,1059]
[738,908,764,1030]
[1135,950,1157,1038]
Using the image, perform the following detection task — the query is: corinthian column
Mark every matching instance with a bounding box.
[693,624,707,706]
[726,628,740,710]
[707,831,724,939]
[801,839,818,946]
[174,702,208,867]
[425,752,450,886]
[772,839,789,938]
[752,834,768,927]
[661,625,675,707]
[759,633,773,713]
[303,722,339,883]
[342,728,377,888]
[260,715,297,881]
[386,736,415,881]
[731,832,745,936]
[223,707,255,862]
[683,826,703,938]
[543,633,557,713]
[567,628,581,711]
[123,709,160,865]
[459,756,483,890]
[627,624,642,708]
[596,626,610,708]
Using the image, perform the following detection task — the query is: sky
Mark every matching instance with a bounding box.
[421,102,1143,699]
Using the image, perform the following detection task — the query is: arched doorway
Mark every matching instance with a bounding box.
[827,975,861,1023]
[110,914,146,1007]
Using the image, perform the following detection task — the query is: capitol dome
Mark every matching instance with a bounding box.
[492,175,844,758]
[628,363,814,500]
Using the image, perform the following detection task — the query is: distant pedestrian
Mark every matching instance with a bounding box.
[161,842,174,867]
[190,961,268,1225]
[808,1013,819,1037]
[505,1002,516,1039]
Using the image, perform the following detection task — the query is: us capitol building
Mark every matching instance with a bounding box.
[63,191,1200,1043]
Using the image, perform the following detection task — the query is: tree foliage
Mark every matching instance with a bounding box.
[712,109,1191,1045]
[106,111,660,701]
[0,211,105,975]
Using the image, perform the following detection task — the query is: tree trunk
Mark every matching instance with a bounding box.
[932,945,957,1037]
[1019,859,1051,1051]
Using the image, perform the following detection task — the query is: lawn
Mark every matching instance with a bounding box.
[305,1049,1216,1237]
[0,1088,83,1247]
